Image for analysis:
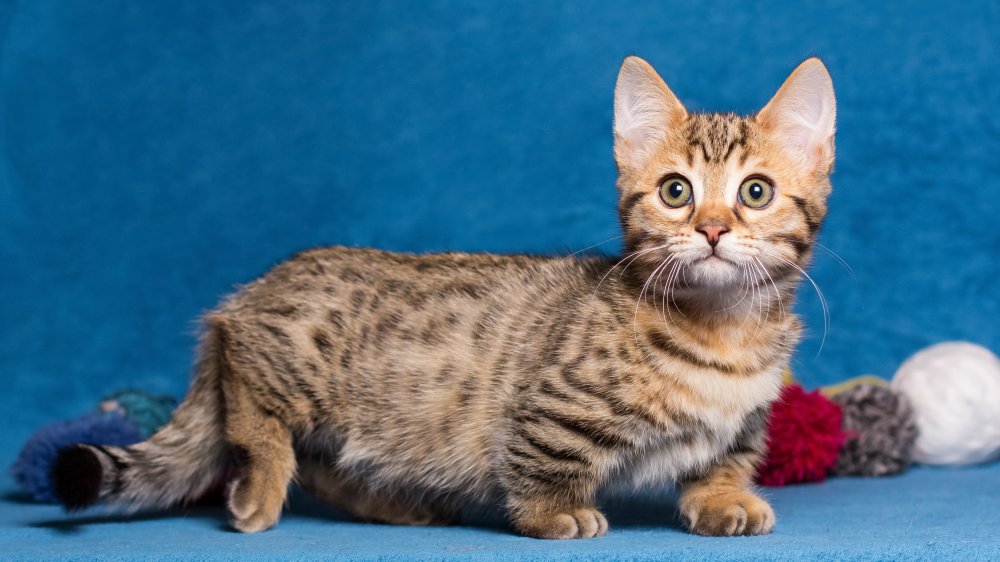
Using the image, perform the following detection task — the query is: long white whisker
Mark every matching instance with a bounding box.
[633,256,674,345]
[814,241,856,279]
[747,258,775,346]
[658,260,685,333]
[667,261,688,319]
[659,260,680,327]
[594,244,670,295]
[738,262,760,334]
[571,234,626,257]
[750,262,768,344]
[659,261,673,330]
[760,248,830,356]
[665,259,686,321]
[718,263,752,312]
[617,248,657,280]
[756,257,786,322]
[647,255,677,309]
[596,251,644,291]
[644,256,676,310]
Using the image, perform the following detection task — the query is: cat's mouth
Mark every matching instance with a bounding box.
[685,253,744,287]
[696,254,734,266]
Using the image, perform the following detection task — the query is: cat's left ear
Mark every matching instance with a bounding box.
[757,58,836,174]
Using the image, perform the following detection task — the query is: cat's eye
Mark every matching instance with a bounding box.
[738,176,775,209]
[658,175,693,208]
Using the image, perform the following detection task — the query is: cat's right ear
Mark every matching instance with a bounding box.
[614,56,687,169]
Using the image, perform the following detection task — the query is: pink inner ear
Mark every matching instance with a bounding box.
[614,58,687,161]
[760,62,836,170]
[617,90,648,148]
[616,86,670,152]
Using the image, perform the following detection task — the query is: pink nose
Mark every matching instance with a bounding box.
[697,224,730,247]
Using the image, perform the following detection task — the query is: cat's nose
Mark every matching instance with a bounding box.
[696,223,730,247]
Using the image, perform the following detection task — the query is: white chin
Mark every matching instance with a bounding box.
[688,256,740,287]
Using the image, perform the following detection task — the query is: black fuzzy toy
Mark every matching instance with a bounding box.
[830,383,918,477]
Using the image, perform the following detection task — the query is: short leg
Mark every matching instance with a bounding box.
[297,454,455,526]
[224,378,296,533]
[508,495,609,540]
[679,452,775,536]
[502,427,608,539]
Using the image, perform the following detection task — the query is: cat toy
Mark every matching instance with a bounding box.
[11,390,177,502]
[892,341,1000,465]
[757,341,1000,486]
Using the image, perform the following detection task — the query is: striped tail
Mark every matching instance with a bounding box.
[52,329,229,511]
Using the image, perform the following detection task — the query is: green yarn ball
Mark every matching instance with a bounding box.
[99,390,178,438]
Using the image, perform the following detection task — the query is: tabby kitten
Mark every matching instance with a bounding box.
[53,56,835,539]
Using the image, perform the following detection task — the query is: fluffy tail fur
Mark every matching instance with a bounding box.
[52,329,229,511]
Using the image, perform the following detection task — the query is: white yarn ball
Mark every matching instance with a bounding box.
[891,342,1000,466]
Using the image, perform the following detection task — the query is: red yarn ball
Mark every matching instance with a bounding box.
[757,384,847,486]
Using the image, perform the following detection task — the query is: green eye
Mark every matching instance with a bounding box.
[658,175,693,208]
[739,176,775,209]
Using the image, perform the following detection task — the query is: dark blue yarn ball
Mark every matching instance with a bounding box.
[11,413,143,503]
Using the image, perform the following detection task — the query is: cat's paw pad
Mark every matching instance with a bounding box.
[681,491,775,536]
[515,507,609,539]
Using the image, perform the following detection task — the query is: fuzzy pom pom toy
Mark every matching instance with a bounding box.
[756,384,847,486]
[12,413,142,503]
[830,383,918,476]
[760,340,1000,486]
[98,390,178,438]
[11,390,177,503]
[892,341,1000,465]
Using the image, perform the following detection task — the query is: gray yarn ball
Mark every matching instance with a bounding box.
[830,383,918,477]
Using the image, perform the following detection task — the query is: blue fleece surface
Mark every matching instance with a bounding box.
[3,464,1000,561]
[1,0,998,559]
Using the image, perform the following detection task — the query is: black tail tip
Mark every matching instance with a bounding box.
[52,445,103,510]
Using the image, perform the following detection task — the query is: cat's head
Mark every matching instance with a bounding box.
[613,56,835,296]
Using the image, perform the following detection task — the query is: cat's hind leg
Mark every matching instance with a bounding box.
[222,364,297,533]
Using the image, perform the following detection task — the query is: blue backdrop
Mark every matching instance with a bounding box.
[1,0,999,531]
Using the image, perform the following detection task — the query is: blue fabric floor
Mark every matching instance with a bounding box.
[3,464,999,561]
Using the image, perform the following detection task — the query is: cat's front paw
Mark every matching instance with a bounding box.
[680,490,775,536]
[513,506,609,539]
